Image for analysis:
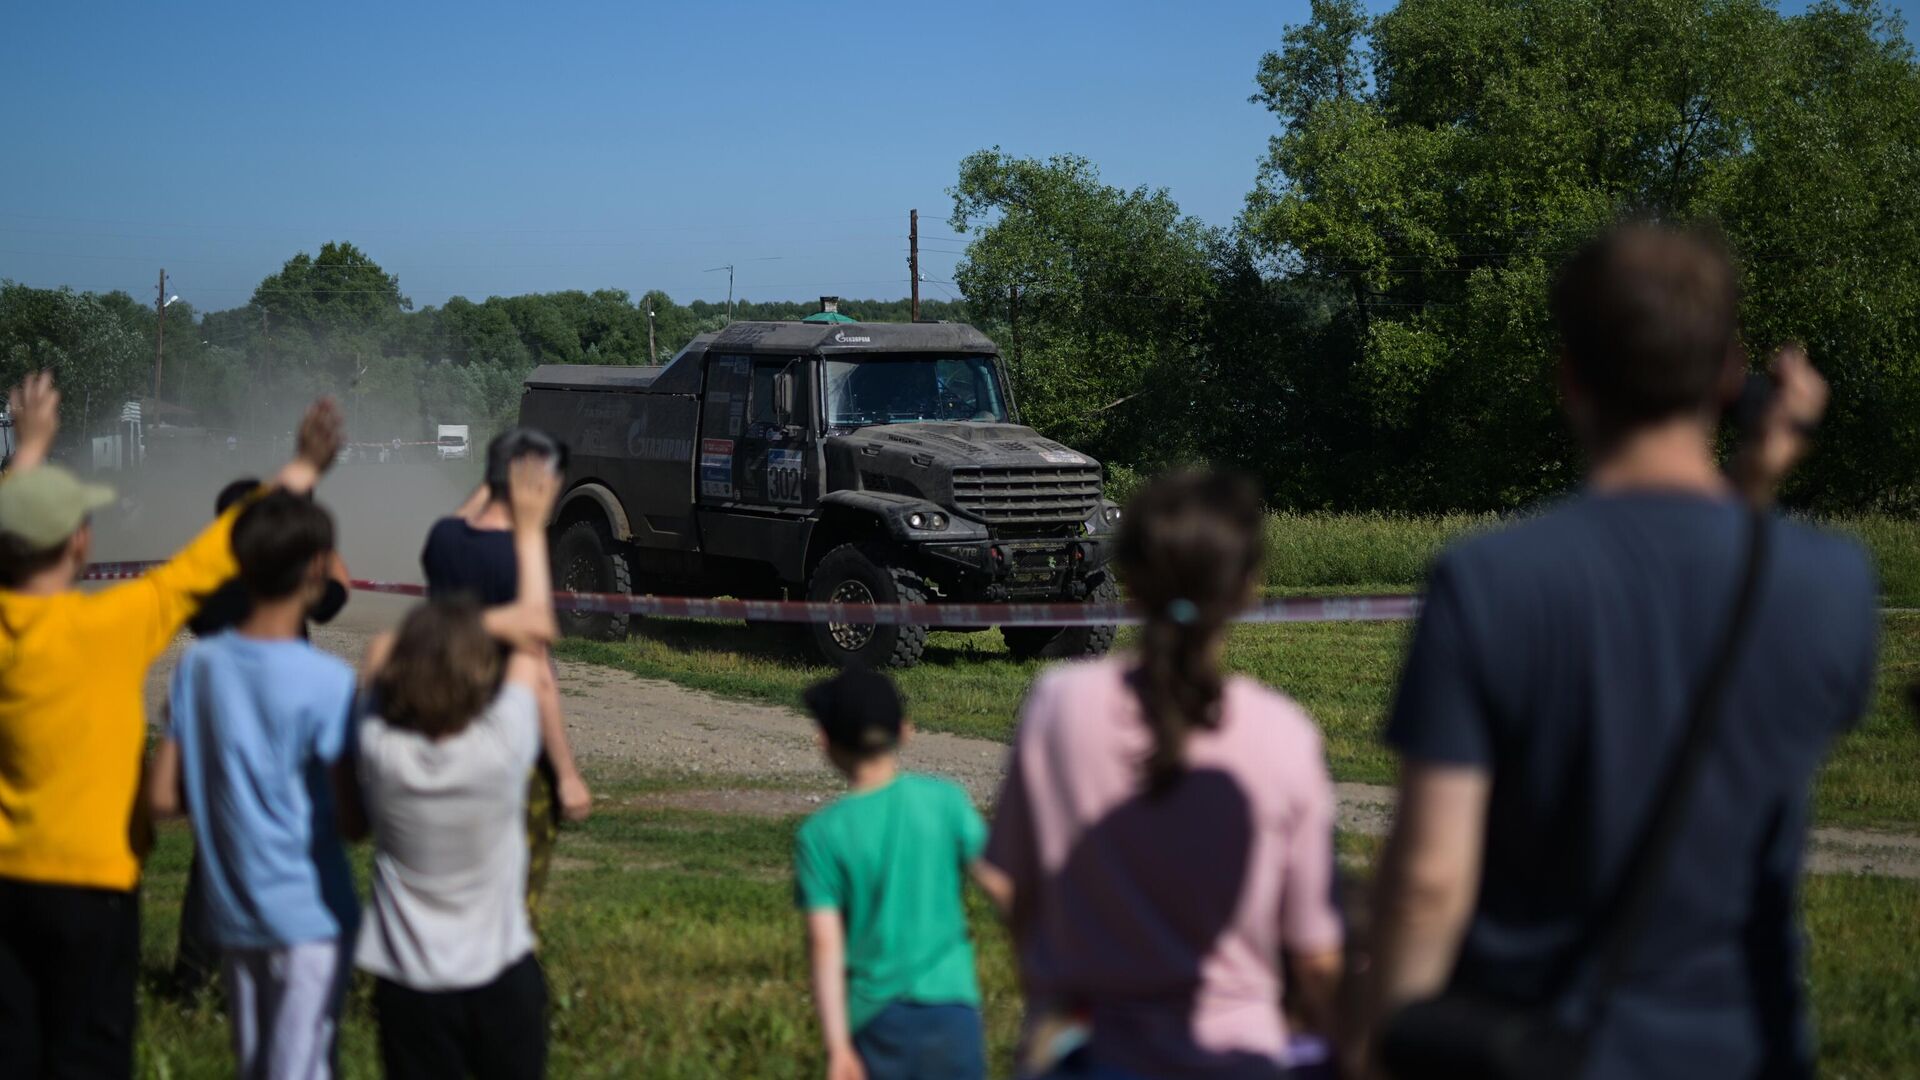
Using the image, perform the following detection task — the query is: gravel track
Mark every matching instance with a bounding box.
[145,612,1920,881]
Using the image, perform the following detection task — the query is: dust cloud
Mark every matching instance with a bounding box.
[89,450,481,589]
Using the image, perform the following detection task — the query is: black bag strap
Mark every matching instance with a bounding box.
[1577,506,1772,1017]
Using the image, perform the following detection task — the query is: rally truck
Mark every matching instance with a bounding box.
[518,320,1122,668]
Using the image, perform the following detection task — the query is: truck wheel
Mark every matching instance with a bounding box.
[1001,575,1119,662]
[553,518,631,641]
[807,544,929,669]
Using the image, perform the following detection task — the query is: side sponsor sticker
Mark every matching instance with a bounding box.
[700,438,734,498]
[766,448,803,505]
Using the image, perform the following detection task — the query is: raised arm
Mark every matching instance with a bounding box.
[123,398,346,655]
[1730,345,1827,508]
[4,371,59,476]
[271,397,346,497]
[480,457,560,650]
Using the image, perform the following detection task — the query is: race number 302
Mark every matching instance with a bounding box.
[766,449,803,505]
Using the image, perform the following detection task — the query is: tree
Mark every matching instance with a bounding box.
[1244,0,1920,510]
[0,282,146,436]
[949,149,1218,467]
[250,241,410,336]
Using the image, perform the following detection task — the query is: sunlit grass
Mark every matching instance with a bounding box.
[135,794,1920,1078]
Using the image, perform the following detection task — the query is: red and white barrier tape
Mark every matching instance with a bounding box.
[80,560,1420,626]
[77,561,1920,624]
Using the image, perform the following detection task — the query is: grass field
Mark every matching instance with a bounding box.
[1256,512,1920,604]
[560,611,1920,830]
[134,780,1920,1079]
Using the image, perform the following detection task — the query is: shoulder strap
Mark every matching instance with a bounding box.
[1580,506,1772,1013]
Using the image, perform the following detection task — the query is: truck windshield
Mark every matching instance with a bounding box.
[823,355,1010,428]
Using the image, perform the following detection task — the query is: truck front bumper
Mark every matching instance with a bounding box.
[919,534,1116,598]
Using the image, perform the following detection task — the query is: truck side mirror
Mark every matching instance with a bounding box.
[774,371,797,426]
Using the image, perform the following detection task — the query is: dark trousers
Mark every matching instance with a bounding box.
[0,877,139,1079]
[854,1002,986,1080]
[171,850,218,996]
[374,954,548,1080]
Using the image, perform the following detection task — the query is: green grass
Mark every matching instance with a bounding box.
[134,792,1920,1078]
[1255,511,1920,605]
[562,612,1920,830]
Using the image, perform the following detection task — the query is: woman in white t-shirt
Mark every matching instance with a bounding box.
[357,598,548,1079]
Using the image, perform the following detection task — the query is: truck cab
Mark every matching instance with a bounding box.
[520,320,1120,668]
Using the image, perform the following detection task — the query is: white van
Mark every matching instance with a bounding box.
[437,424,471,461]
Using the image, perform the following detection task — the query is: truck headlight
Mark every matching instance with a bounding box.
[1102,505,1122,526]
[907,511,949,531]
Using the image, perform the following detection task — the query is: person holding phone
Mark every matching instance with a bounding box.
[1354,223,1876,1080]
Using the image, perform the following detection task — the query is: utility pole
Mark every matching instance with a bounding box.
[152,268,167,399]
[646,303,657,361]
[908,209,921,322]
[704,264,736,322]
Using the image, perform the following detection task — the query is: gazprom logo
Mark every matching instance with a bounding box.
[833,330,872,343]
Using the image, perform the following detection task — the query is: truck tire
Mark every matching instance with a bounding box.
[807,543,929,669]
[553,518,631,641]
[1000,575,1119,662]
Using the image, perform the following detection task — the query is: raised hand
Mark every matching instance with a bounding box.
[1734,344,1828,505]
[274,397,347,495]
[296,397,347,474]
[6,371,61,473]
[508,455,560,531]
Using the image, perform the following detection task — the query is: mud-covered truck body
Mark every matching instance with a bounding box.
[519,320,1121,668]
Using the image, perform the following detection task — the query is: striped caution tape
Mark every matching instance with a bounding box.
[345,580,1422,627]
[79,561,1920,626]
[79,559,1419,626]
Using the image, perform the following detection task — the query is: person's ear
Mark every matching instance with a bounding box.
[67,524,93,568]
[304,551,332,595]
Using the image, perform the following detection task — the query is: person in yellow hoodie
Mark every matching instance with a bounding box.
[0,370,343,1079]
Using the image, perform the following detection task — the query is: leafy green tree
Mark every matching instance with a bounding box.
[0,282,146,436]
[1244,0,1920,510]
[250,241,410,336]
[948,149,1217,465]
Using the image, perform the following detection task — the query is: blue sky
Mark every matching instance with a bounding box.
[2,0,1912,312]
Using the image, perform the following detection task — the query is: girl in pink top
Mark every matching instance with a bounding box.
[986,472,1344,1079]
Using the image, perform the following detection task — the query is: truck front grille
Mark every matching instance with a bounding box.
[951,466,1102,524]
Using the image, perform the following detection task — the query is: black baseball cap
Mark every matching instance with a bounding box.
[803,668,904,753]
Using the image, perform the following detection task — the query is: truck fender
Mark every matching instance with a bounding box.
[557,481,633,541]
[807,491,989,576]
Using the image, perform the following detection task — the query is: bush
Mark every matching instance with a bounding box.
[1260,512,1495,590]
[1827,515,1920,608]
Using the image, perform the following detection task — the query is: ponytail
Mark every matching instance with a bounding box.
[1115,472,1264,796]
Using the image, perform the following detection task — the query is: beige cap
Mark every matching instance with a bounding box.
[0,466,116,550]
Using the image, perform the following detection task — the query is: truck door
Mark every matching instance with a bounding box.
[738,356,816,511]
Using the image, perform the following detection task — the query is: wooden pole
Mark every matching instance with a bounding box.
[909,209,920,322]
[152,268,167,399]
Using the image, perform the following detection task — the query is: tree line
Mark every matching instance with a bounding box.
[0,245,967,447]
[5,0,1917,512]
[955,0,1920,513]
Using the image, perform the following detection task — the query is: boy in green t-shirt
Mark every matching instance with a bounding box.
[794,668,1002,1080]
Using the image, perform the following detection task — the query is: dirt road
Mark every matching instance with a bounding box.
[146,607,1920,881]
